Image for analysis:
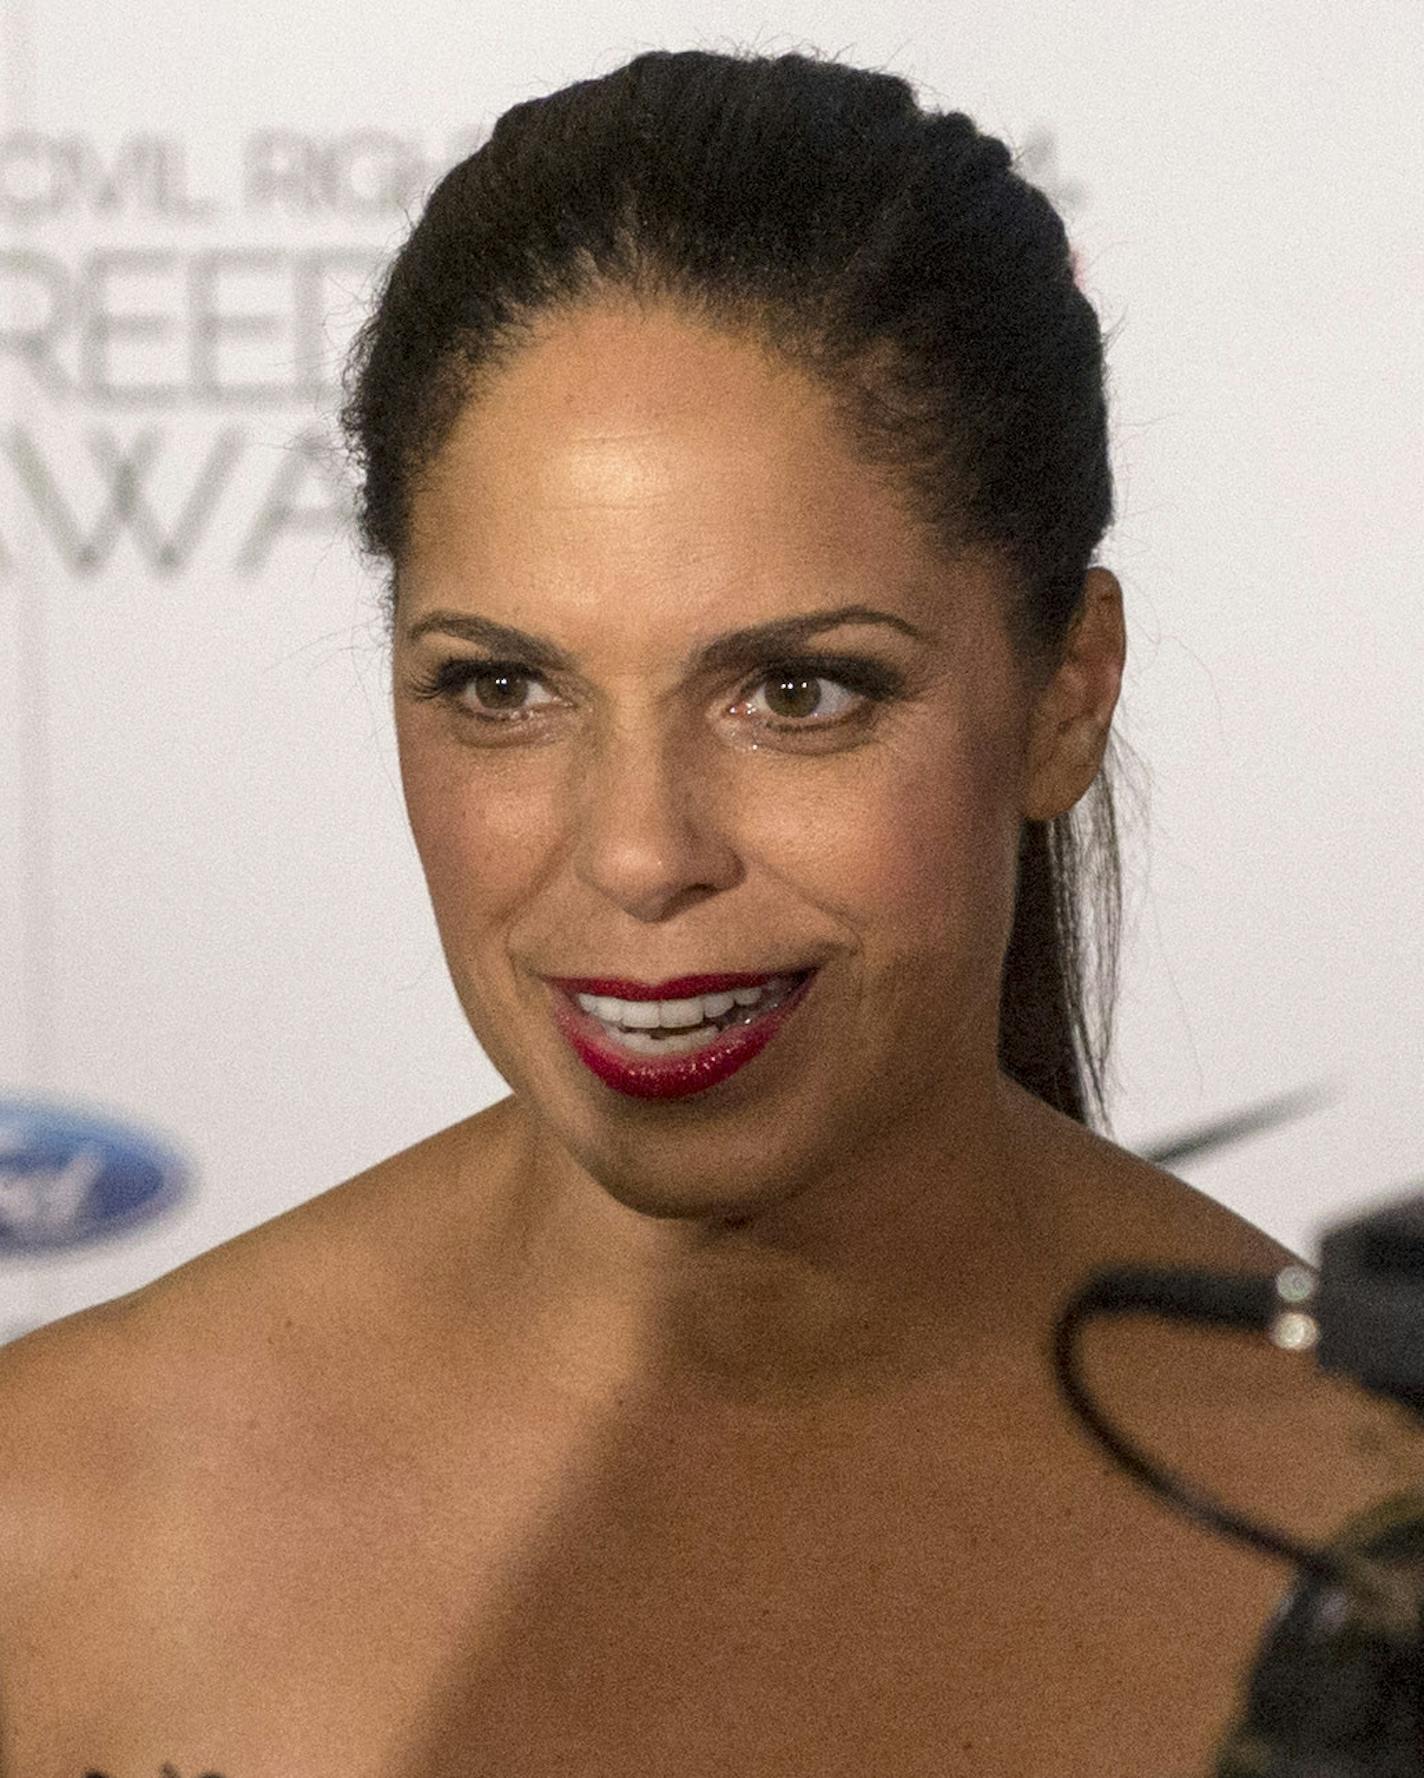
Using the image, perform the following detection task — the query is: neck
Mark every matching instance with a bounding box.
[458,1075,1076,1417]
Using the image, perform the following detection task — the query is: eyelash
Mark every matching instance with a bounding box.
[405,654,904,735]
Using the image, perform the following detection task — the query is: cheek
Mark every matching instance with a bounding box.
[817,758,1012,933]
[397,737,534,930]
[396,718,1018,959]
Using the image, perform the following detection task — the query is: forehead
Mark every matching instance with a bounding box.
[410,310,924,552]
[399,303,1005,661]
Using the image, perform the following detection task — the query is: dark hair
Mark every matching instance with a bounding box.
[342,45,1147,1138]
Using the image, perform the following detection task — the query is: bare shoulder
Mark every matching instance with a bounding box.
[0,1295,153,1591]
[0,1109,487,1589]
[0,1288,182,1760]
[1035,1092,1424,1550]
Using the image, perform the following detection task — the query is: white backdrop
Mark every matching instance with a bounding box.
[2,0,1421,1345]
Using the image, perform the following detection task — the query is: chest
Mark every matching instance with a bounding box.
[4,1371,1286,1778]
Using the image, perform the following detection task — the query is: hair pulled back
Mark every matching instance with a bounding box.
[342,45,1144,1137]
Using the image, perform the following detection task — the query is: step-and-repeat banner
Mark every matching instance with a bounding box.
[3,3,1421,1344]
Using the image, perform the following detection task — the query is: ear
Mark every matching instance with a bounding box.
[1021,566,1126,824]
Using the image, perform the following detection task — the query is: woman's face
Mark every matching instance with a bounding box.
[392,301,1118,1234]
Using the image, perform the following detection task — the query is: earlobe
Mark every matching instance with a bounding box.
[1019,567,1125,824]
[1022,712,1107,824]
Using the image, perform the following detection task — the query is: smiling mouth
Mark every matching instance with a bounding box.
[548,967,820,1069]
[546,966,820,1001]
[579,973,809,1041]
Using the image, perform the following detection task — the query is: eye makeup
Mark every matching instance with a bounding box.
[403,651,908,735]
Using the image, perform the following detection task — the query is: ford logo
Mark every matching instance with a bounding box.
[0,1097,191,1255]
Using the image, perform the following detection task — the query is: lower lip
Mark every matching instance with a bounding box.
[547,972,819,1101]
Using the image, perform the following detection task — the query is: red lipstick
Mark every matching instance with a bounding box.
[544,969,814,1001]
[545,968,819,1100]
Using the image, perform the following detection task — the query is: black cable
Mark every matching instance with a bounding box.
[1050,1215,1424,1773]
[1051,1267,1351,1592]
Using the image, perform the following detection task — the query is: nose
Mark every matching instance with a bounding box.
[568,716,745,924]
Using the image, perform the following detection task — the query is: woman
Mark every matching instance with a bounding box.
[2,47,1418,1778]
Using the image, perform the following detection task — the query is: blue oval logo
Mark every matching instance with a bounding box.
[0,1096,191,1254]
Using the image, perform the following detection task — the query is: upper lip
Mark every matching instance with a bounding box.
[544,967,818,1002]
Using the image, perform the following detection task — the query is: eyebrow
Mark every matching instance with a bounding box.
[403,602,933,675]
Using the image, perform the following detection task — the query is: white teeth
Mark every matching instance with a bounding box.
[576,976,792,1030]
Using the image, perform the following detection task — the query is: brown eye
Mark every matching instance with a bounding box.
[407,658,555,721]
[747,671,858,723]
[469,664,537,714]
[408,652,903,734]
[736,656,903,729]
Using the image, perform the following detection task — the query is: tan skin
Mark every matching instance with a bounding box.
[2,300,1422,1778]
